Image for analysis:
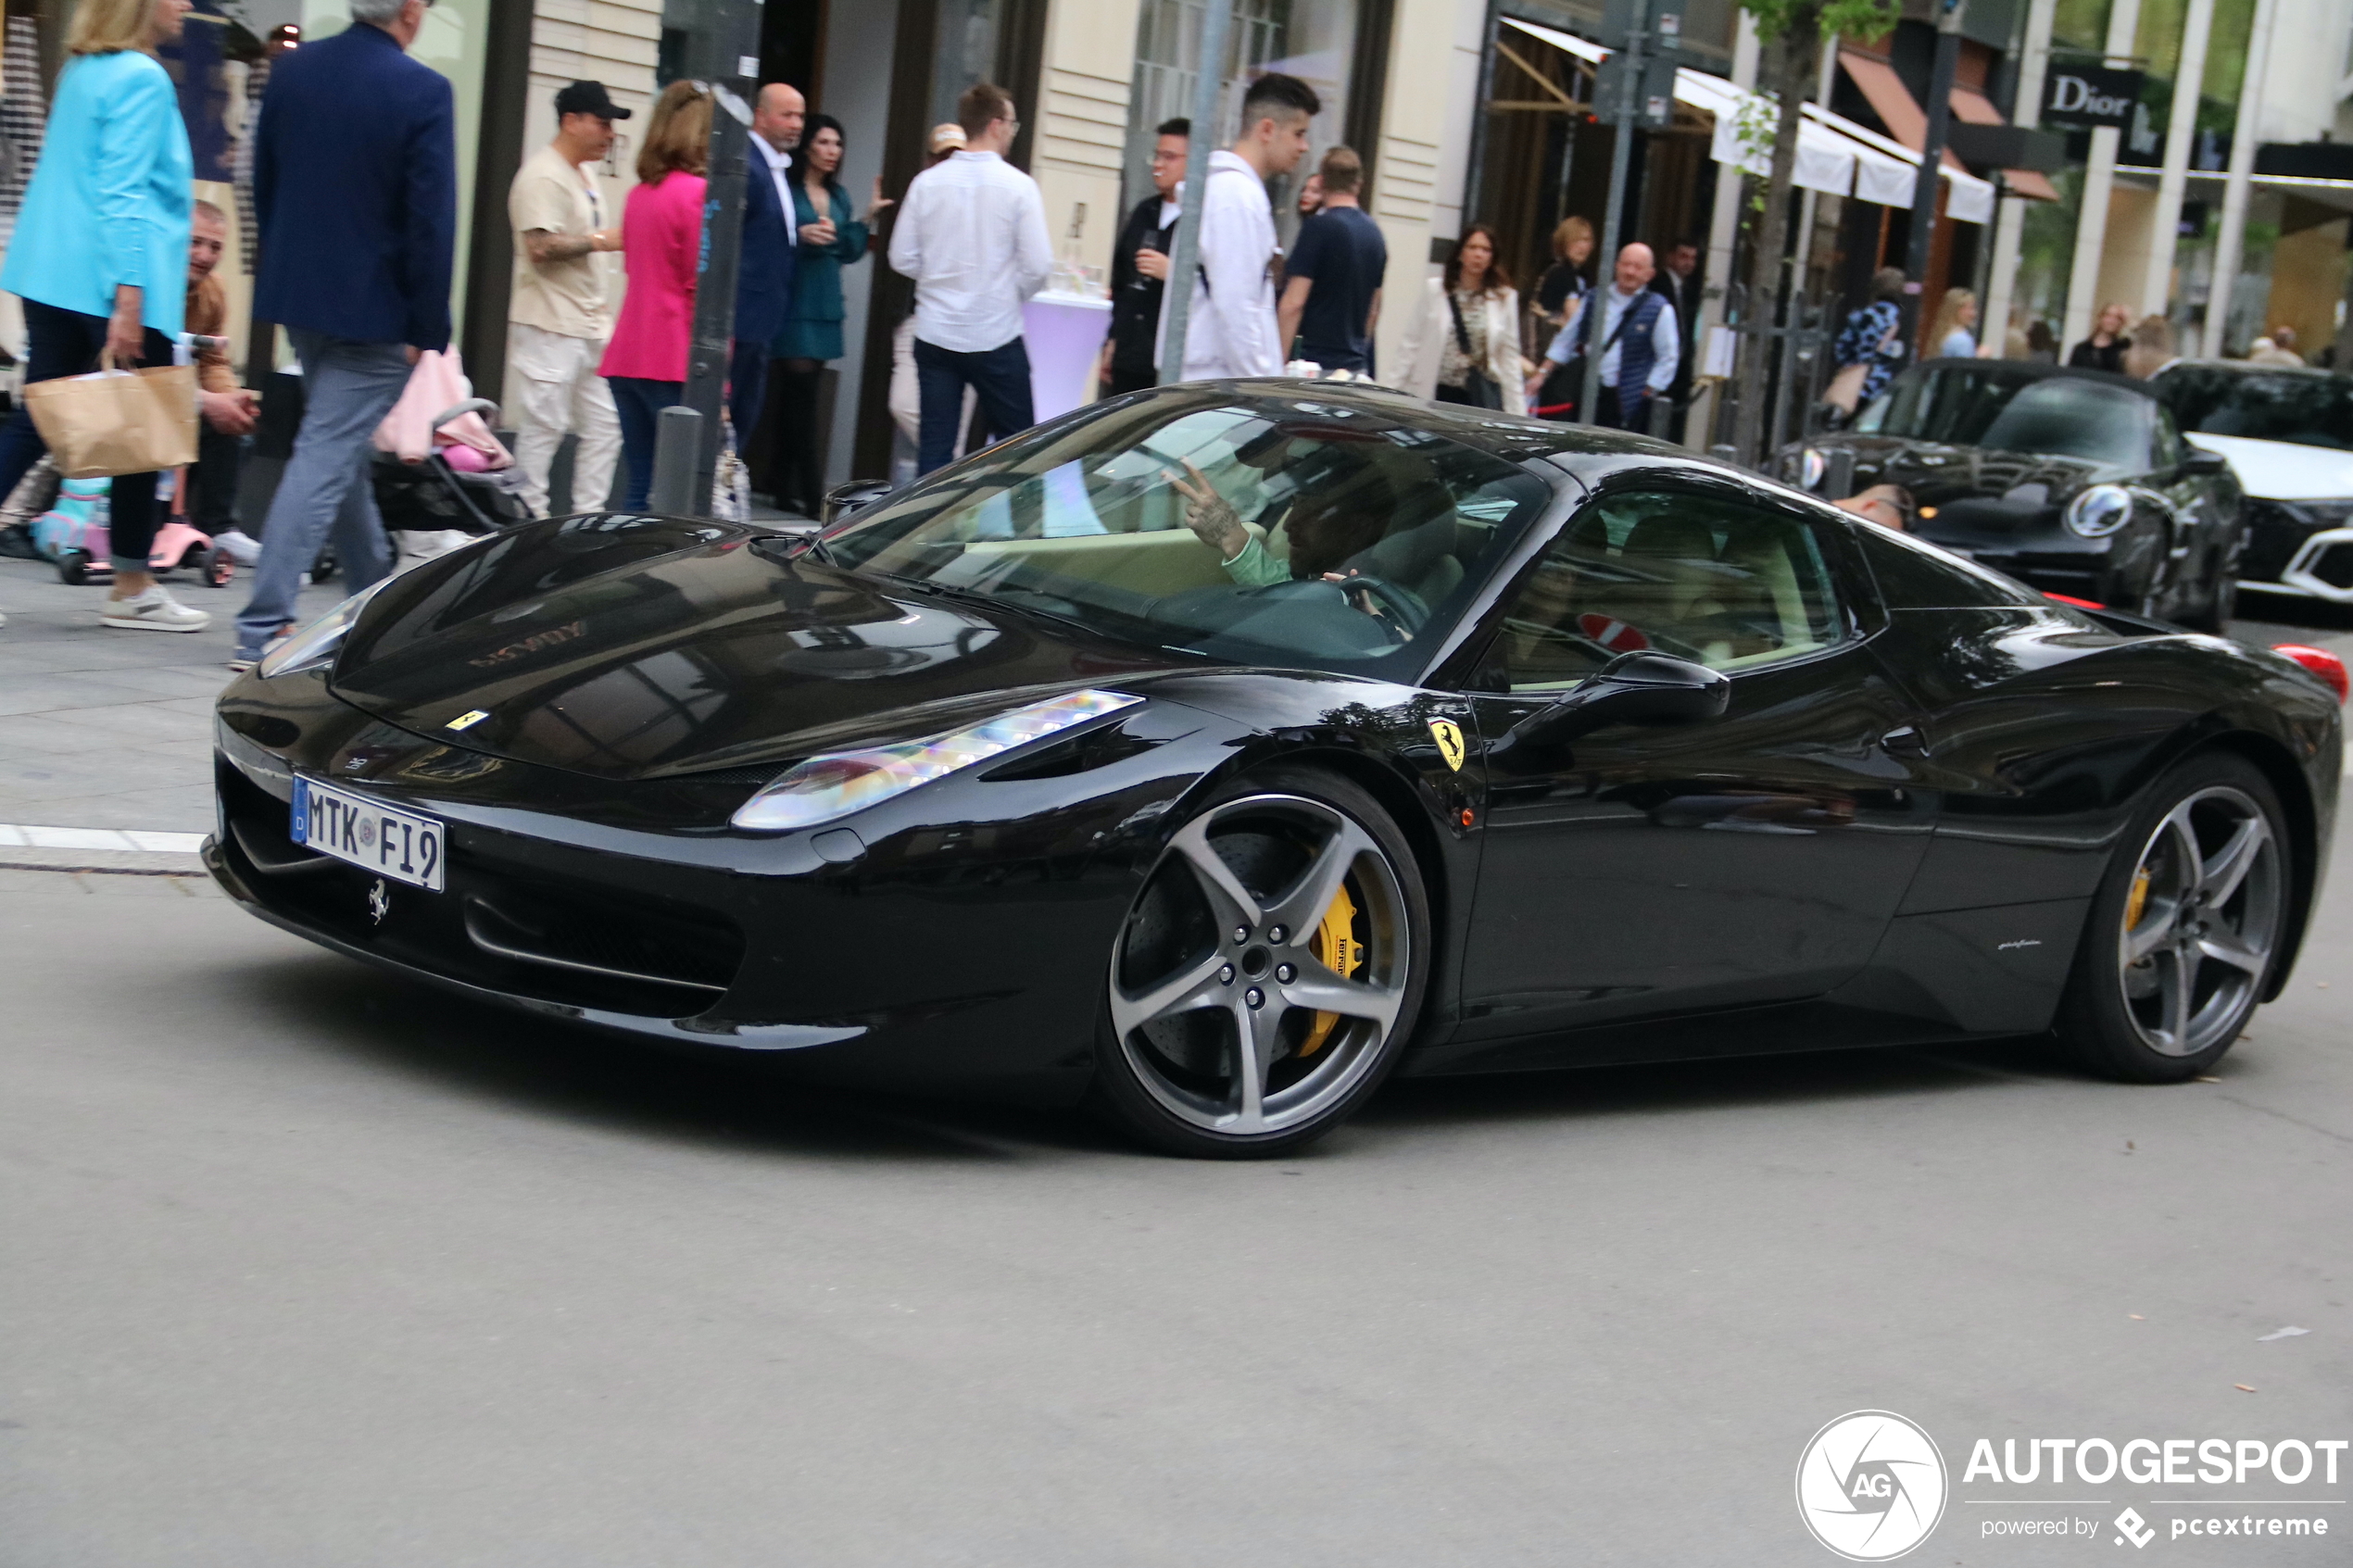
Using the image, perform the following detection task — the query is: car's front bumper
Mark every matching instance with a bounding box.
[206,677,1213,1104]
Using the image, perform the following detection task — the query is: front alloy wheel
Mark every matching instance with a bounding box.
[2059,756,2289,1079]
[1096,773,1428,1156]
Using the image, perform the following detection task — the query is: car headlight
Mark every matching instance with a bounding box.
[731,689,1144,833]
[2063,484,2133,538]
[258,578,394,678]
[1799,448,1826,491]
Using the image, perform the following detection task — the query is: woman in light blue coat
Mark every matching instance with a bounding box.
[0,0,201,632]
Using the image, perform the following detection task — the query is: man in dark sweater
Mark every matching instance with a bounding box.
[1099,118,1188,396]
[1277,145,1387,373]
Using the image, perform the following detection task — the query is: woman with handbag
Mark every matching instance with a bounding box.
[1398,224,1527,416]
[0,0,203,632]
[1822,268,1908,426]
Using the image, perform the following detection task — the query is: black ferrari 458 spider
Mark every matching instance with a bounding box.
[208,382,2341,1156]
[1781,359,2247,628]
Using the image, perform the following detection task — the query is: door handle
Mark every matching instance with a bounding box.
[1881,725,1931,758]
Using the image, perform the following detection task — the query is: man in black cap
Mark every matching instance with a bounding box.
[506,81,631,515]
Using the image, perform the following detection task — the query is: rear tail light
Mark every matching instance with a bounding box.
[2271,644,2349,704]
[2044,592,2106,610]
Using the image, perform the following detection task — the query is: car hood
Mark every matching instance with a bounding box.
[328,519,1191,781]
[1804,436,2121,536]
[2184,432,2353,500]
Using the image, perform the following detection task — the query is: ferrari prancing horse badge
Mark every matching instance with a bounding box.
[1427,718,1466,771]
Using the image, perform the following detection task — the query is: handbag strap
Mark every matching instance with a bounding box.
[1447,289,1478,357]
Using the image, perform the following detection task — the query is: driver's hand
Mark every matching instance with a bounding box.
[1165,459,1250,559]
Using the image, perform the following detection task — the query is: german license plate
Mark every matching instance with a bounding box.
[291,776,446,892]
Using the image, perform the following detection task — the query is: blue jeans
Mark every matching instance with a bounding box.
[608,376,682,510]
[233,332,408,657]
[914,335,1034,474]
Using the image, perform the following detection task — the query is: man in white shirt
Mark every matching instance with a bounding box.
[887,82,1053,474]
[1536,242,1679,432]
[507,80,628,515]
[1174,72,1321,381]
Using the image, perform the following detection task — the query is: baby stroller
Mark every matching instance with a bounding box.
[371,396,533,571]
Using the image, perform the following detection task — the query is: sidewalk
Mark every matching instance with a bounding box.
[0,555,344,837]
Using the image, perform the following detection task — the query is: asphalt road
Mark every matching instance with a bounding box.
[3,785,2348,1564]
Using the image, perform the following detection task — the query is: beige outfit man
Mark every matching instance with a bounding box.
[509,143,622,514]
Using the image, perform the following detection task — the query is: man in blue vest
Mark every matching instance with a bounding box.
[734,83,803,451]
[1536,242,1680,433]
[230,0,456,670]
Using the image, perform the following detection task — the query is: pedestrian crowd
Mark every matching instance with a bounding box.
[1,0,2329,662]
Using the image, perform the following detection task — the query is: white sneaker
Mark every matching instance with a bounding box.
[213,527,262,566]
[101,584,210,633]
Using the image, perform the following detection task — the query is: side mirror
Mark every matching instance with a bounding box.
[822,478,894,525]
[2178,446,2230,478]
[1506,651,1730,754]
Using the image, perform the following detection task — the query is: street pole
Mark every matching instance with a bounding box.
[1900,0,1966,355]
[1579,0,1648,427]
[1980,0,2056,358]
[2141,0,2215,318]
[2203,0,2278,356]
[1157,0,1235,385]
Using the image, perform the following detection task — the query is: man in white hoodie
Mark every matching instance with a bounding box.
[1173,72,1320,381]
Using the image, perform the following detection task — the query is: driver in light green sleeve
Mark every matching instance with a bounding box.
[1166,458,1294,586]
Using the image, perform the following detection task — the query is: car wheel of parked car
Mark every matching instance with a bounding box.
[2057,753,2289,1082]
[1093,769,1430,1158]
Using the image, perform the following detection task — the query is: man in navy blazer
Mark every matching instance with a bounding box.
[232,0,457,669]
[732,83,804,454]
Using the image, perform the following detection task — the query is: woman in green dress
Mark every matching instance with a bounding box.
[769,113,890,516]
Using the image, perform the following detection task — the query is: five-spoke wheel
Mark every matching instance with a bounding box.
[1094,771,1428,1156]
[2060,754,2289,1080]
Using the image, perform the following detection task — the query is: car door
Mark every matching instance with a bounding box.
[2148,401,2241,609]
[1453,477,1937,1040]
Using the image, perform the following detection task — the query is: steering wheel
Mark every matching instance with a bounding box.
[1304,572,1429,637]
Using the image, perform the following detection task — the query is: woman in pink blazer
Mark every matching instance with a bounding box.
[600,82,711,509]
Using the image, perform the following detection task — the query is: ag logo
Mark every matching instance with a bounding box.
[1426,718,1466,771]
[367,878,390,926]
[1795,1411,1947,1561]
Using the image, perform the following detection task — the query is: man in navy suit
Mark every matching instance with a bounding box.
[733,83,803,455]
[232,0,457,669]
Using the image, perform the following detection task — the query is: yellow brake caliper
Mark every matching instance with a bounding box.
[2125,866,2152,936]
[1300,884,1364,1058]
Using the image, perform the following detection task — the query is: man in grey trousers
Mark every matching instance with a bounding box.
[231,0,457,670]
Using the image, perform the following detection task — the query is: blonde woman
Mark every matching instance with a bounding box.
[0,0,202,632]
[1399,224,1527,415]
[1930,288,1981,358]
[2069,302,2132,372]
[600,81,713,508]
[1535,215,1595,327]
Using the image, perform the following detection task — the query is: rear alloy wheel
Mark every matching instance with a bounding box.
[2057,756,2288,1081]
[1095,771,1428,1157]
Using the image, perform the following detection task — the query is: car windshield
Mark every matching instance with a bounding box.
[820,392,1552,677]
[1856,367,2155,471]
[2156,366,2353,451]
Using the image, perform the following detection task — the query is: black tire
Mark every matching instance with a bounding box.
[57,547,91,586]
[1090,766,1432,1158]
[309,548,337,585]
[2178,550,2237,633]
[2057,752,2290,1082]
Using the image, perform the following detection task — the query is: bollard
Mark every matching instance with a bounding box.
[1825,446,1856,499]
[648,405,703,517]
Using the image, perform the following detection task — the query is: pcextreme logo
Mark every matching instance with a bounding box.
[1796,1411,1950,1561]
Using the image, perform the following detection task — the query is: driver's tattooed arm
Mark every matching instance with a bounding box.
[1165,459,1290,585]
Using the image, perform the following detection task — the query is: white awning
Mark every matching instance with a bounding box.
[1497,17,1993,222]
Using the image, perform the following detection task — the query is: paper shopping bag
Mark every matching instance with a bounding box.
[23,362,199,478]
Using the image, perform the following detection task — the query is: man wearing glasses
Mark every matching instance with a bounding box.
[887,82,1054,474]
[1098,117,1188,397]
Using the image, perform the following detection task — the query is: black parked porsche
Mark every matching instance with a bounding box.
[208,383,2340,1156]
[1781,360,2246,627]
